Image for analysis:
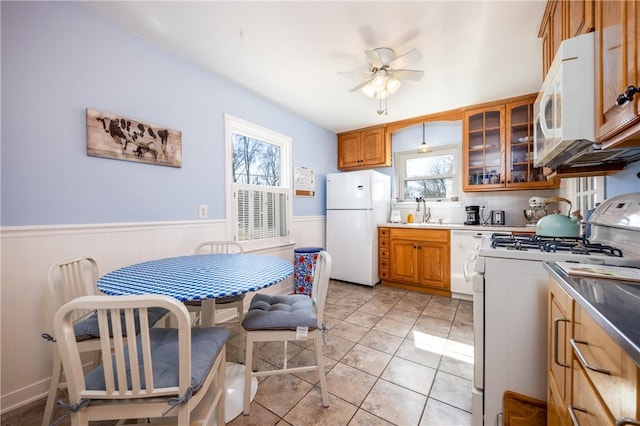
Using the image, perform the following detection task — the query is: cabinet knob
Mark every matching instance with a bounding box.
[616,85,639,106]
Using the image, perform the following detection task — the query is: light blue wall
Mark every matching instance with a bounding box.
[605,163,640,198]
[1,1,337,226]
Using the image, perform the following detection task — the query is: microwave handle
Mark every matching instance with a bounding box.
[538,89,553,139]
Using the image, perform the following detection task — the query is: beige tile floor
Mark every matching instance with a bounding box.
[1,280,474,426]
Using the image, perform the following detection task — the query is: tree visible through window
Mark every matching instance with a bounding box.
[232,135,281,186]
[225,114,291,246]
[396,146,459,201]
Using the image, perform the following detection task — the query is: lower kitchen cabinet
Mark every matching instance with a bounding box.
[547,275,640,425]
[381,228,450,296]
[378,227,390,280]
[548,278,573,426]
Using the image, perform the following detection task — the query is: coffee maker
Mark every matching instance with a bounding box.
[465,206,480,225]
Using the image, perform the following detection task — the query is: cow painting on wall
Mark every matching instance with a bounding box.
[86,109,182,167]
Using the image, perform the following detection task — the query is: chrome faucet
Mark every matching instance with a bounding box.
[415,197,430,223]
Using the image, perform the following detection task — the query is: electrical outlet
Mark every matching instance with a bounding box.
[198,204,208,219]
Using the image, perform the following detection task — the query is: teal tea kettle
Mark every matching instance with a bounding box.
[536,197,581,237]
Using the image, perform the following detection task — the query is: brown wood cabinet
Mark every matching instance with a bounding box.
[548,278,573,426]
[539,0,594,78]
[463,94,559,192]
[337,125,391,170]
[378,227,390,281]
[548,276,640,425]
[381,228,450,296]
[595,0,640,148]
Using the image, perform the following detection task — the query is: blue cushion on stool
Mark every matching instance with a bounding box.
[242,294,317,331]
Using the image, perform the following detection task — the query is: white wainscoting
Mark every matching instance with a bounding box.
[0,215,326,413]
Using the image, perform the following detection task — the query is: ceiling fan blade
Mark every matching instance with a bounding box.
[391,69,424,81]
[389,48,422,69]
[365,50,383,69]
[349,77,374,92]
[338,71,372,77]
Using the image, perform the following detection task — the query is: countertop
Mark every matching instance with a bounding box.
[544,262,640,367]
[379,223,535,233]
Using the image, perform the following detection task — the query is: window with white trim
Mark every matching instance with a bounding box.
[225,114,292,248]
[567,176,605,215]
[395,145,460,201]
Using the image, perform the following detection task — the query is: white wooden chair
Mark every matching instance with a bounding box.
[41,256,167,426]
[188,241,245,361]
[41,256,100,426]
[53,294,228,425]
[241,250,332,415]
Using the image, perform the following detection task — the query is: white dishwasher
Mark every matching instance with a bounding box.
[450,230,493,300]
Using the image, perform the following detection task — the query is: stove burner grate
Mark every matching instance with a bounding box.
[490,233,624,257]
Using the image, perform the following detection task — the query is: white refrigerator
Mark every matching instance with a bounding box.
[326,170,391,286]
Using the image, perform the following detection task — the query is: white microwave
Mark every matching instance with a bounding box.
[533,32,595,168]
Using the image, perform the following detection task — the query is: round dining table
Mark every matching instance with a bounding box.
[96,252,294,422]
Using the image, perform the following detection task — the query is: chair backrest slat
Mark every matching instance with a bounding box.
[195,241,244,255]
[96,309,116,393]
[123,308,142,394]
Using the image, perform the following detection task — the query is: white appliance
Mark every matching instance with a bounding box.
[449,230,493,300]
[471,193,640,426]
[326,170,391,286]
[533,32,595,168]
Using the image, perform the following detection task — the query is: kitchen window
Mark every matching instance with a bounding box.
[395,145,460,201]
[225,114,292,248]
[562,176,604,217]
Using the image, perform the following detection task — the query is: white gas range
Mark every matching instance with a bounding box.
[471,193,640,426]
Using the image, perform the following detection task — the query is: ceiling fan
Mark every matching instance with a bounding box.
[342,47,424,114]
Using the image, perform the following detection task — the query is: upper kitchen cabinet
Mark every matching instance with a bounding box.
[463,95,559,192]
[337,125,391,170]
[539,0,563,78]
[463,105,505,191]
[539,0,594,78]
[595,0,640,148]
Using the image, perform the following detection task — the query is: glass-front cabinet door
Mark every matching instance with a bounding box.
[463,106,505,191]
[463,95,559,192]
[506,97,558,189]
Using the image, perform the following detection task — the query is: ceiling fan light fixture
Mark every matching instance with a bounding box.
[376,89,389,99]
[361,84,376,98]
[343,46,423,114]
[386,76,401,94]
[372,73,386,91]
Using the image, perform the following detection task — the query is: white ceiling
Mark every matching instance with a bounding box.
[81,1,547,134]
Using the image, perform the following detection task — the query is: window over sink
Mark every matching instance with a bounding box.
[395,145,460,201]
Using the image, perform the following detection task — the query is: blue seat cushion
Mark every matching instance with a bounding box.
[242,294,317,331]
[84,326,229,394]
[73,307,168,342]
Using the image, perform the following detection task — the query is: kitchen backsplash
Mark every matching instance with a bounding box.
[391,189,560,226]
